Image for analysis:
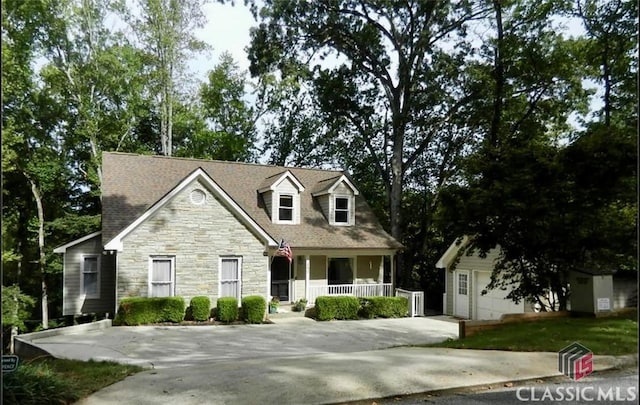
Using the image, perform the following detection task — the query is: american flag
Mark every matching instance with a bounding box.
[275,239,292,262]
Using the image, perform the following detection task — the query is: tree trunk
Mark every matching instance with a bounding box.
[10,241,23,353]
[161,82,169,155]
[489,0,505,147]
[602,38,611,127]
[89,136,103,197]
[167,69,173,157]
[27,175,48,329]
[390,127,404,286]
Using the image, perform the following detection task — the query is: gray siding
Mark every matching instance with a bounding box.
[117,179,268,307]
[263,178,302,224]
[442,245,547,317]
[279,178,301,224]
[356,256,382,283]
[455,248,501,273]
[63,235,115,316]
[454,248,500,317]
[291,255,326,301]
[263,190,273,219]
[444,247,531,317]
[316,185,357,225]
[330,183,356,225]
[317,194,330,221]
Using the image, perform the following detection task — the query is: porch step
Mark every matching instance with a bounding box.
[267,305,308,320]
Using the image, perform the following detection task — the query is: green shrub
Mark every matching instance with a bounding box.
[113,297,185,326]
[315,296,360,321]
[216,297,238,323]
[360,296,408,319]
[2,361,78,405]
[188,296,211,321]
[242,296,266,324]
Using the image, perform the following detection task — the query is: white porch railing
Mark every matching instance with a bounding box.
[396,288,425,317]
[308,283,393,304]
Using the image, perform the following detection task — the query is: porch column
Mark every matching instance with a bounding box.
[390,254,395,292]
[267,254,272,299]
[114,251,120,315]
[378,257,384,296]
[352,257,358,285]
[305,255,310,300]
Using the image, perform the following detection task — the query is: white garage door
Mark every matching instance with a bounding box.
[475,272,523,320]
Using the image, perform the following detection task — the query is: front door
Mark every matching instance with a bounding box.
[271,256,290,301]
[455,270,470,318]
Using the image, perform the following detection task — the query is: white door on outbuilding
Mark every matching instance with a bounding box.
[475,271,524,320]
[454,270,470,318]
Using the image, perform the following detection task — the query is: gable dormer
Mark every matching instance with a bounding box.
[258,171,305,224]
[312,175,359,226]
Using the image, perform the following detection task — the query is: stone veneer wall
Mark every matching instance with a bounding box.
[117,179,268,307]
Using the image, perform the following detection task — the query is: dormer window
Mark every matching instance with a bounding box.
[312,174,359,227]
[258,170,305,225]
[334,196,349,223]
[279,194,294,222]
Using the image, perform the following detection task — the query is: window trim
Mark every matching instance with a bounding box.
[190,188,207,205]
[148,256,176,298]
[331,194,352,226]
[81,254,100,299]
[277,193,294,223]
[457,272,468,296]
[218,256,242,301]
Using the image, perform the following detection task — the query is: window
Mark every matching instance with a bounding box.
[220,257,241,300]
[334,196,349,224]
[149,257,175,297]
[81,255,100,298]
[458,273,468,296]
[328,258,353,285]
[190,189,206,205]
[278,194,293,221]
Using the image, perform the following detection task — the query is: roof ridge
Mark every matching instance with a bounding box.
[103,151,344,174]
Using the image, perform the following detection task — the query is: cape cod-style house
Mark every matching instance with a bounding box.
[54,152,403,317]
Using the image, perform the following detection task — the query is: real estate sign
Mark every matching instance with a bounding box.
[2,355,19,373]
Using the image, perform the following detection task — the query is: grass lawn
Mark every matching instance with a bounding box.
[429,310,638,356]
[2,357,144,405]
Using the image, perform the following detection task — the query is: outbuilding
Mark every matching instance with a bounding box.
[568,268,615,315]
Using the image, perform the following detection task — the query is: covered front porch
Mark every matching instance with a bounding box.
[268,250,396,305]
[306,283,394,304]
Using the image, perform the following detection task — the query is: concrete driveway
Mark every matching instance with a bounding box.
[29,316,459,369]
[23,316,634,405]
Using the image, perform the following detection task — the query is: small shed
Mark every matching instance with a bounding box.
[568,268,614,315]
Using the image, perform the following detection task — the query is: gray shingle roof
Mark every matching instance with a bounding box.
[102,152,402,251]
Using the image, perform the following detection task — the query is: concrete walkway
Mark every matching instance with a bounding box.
[22,316,637,405]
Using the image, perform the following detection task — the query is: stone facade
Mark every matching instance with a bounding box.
[117,179,269,307]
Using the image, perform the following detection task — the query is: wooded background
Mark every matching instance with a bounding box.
[2,0,637,330]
